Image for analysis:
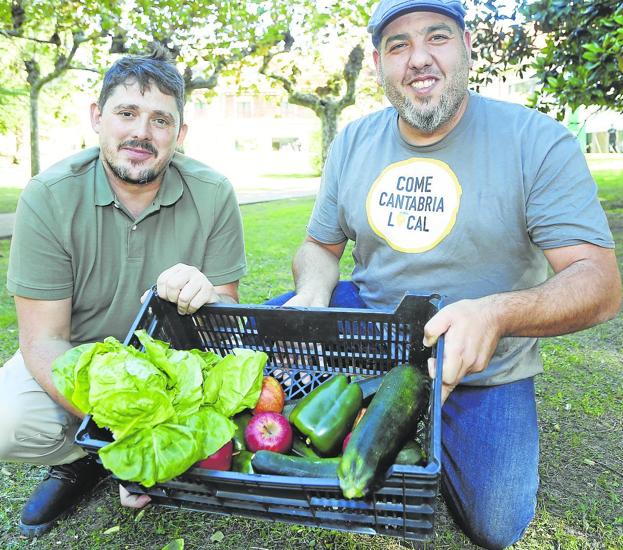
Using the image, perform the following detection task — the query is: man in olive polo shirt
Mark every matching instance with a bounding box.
[0,48,246,536]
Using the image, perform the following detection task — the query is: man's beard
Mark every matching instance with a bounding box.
[107,162,160,185]
[104,140,163,185]
[379,53,469,134]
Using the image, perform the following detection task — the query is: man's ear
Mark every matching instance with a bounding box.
[373,49,382,86]
[464,30,473,69]
[176,123,188,147]
[90,103,102,134]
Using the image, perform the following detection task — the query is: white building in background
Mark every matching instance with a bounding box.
[2,67,620,189]
[183,92,319,180]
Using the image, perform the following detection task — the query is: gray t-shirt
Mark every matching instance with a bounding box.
[308,92,614,385]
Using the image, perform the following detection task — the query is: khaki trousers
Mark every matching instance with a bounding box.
[0,350,86,466]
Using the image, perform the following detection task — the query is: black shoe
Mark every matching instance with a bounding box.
[19,455,109,537]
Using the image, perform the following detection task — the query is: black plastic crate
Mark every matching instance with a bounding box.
[75,291,444,541]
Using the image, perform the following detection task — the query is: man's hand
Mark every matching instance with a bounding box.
[423,297,502,403]
[282,292,329,308]
[156,263,220,314]
[119,484,151,509]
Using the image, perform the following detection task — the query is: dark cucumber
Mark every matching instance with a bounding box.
[252,451,340,478]
[338,364,428,498]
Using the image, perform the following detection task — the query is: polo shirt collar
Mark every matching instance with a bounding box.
[93,153,184,207]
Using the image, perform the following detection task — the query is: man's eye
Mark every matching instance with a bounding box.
[119,111,134,117]
[389,42,407,52]
[153,118,170,128]
[431,34,449,42]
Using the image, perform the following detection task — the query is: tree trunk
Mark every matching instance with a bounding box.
[29,86,40,176]
[318,103,338,169]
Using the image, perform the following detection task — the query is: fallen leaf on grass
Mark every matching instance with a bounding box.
[161,539,184,550]
[1,467,11,476]
[134,509,146,523]
[102,525,120,535]
[211,531,225,543]
[582,458,596,466]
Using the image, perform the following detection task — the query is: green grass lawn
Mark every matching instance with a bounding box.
[0,168,621,549]
[0,187,22,214]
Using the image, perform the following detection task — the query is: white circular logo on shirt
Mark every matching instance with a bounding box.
[366,158,462,253]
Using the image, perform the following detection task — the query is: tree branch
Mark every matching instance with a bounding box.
[337,44,364,111]
[0,29,60,45]
[31,30,99,91]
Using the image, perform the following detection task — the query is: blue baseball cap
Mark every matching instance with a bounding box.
[368,0,466,48]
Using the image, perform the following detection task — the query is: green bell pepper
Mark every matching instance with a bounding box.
[290,374,363,456]
[231,450,254,474]
[232,412,252,451]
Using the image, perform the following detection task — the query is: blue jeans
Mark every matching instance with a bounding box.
[266,282,538,549]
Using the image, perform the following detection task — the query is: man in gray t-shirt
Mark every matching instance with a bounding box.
[283,0,621,547]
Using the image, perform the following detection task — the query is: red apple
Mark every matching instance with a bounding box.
[253,376,286,414]
[244,412,293,453]
[196,439,233,470]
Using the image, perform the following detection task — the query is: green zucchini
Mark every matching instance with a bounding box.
[252,451,340,478]
[338,364,428,498]
[355,374,383,400]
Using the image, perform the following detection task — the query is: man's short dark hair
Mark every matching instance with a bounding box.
[98,46,185,125]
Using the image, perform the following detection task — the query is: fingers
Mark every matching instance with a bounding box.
[140,289,150,304]
[176,271,217,315]
[441,383,455,404]
[119,484,151,509]
[156,264,217,314]
[283,293,327,308]
[427,357,436,379]
[423,300,500,405]
[423,309,451,348]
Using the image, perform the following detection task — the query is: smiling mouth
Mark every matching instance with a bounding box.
[118,140,158,157]
[411,78,436,90]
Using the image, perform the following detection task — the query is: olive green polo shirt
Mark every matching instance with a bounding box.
[7,147,246,346]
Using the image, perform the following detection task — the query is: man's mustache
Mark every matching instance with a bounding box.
[119,140,158,156]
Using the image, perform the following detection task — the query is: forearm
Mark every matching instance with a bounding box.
[215,292,238,304]
[21,338,84,418]
[292,240,342,306]
[489,255,621,338]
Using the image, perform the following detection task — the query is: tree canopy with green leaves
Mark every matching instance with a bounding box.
[469,0,623,117]
[0,0,295,175]
[0,0,123,175]
[259,0,378,167]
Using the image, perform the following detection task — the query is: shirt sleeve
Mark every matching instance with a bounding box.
[201,177,247,285]
[7,179,74,300]
[307,139,349,245]
[524,122,614,250]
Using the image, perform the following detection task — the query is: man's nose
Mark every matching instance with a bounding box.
[131,115,152,140]
[408,45,433,70]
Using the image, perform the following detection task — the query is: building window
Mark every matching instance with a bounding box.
[236,99,253,118]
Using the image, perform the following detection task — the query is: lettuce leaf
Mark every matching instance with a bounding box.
[52,331,268,487]
[98,406,235,487]
[51,342,96,410]
[88,350,174,439]
[202,348,267,418]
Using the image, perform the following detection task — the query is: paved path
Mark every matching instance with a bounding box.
[0,184,319,240]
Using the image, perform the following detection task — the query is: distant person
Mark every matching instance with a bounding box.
[0,47,246,536]
[270,0,622,547]
[608,124,618,153]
